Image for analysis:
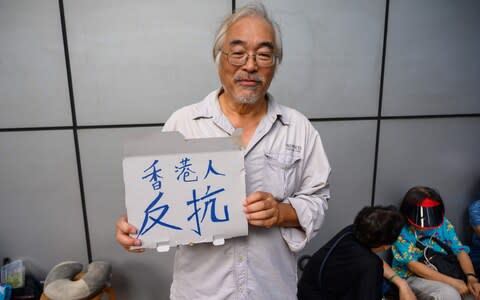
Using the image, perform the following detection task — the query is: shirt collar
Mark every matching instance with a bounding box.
[192,88,289,126]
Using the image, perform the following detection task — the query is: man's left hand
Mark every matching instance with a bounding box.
[243,191,280,228]
[243,191,300,228]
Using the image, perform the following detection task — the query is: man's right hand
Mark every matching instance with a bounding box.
[115,215,144,253]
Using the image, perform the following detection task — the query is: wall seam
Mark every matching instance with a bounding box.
[58,0,93,263]
[371,0,390,207]
[1,114,480,132]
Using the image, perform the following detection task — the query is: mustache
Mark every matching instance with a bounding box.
[233,73,265,84]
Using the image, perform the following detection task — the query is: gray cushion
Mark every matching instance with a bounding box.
[44,261,111,300]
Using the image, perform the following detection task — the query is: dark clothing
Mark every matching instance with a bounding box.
[297,225,384,300]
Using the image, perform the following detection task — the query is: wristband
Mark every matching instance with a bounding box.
[388,274,398,282]
[465,273,477,279]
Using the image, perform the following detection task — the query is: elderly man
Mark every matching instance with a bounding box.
[116,3,330,299]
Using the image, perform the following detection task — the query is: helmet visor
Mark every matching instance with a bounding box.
[405,198,444,229]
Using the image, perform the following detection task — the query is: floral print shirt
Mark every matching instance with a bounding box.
[391,218,470,278]
[469,200,480,268]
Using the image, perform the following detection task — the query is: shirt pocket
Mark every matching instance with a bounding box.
[263,152,301,200]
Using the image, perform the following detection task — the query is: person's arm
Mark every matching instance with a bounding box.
[457,251,480,298]
[437,218,480,298]
[115,215,144,253]
[407,260,469,296]
[382,260,417,300]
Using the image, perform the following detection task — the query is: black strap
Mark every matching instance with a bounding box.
[317,230,353,289]
[415,235,454,256]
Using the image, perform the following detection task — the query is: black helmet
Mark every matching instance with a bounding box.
[403,197,444,229]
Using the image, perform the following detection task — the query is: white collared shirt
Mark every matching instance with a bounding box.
[163,89,331,300]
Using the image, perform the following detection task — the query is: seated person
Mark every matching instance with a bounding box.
[391,186,480,300]
[469,199,480,274]
[297,205,415,300]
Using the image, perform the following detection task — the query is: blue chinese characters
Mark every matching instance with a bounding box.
[137,160,182,238]
[137,157,230,238]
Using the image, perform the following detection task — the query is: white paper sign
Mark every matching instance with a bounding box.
[123,131,247,252]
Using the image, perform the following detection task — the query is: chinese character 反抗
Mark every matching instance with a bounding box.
[175,157,198,182]
[137,191,182,237]
[187,185,229,236]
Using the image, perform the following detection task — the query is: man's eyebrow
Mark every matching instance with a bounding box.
[229,39,247,47]
[257,41,274,50]
[228,40,275,50]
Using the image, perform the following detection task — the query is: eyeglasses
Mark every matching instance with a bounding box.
[222,50,276,67]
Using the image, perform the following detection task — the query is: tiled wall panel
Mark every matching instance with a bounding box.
[0,0,71,128]
[382,0,480,115]
[0,131,88,279]
[65,0,229,125]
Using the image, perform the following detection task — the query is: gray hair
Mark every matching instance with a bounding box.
[212,2,283,65]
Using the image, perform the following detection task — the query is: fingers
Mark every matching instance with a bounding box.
[468,282,480,298]
[246,208,278,228]
[244,197,274,213]
[243,191,276,210]
[116,215,136,234]
[243,192,279,228]
[115,215,144,253]
[247,216,278,228]
[243,191,267,205]
[459,282,469,296]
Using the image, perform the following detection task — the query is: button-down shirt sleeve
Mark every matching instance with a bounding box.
[280,123,330,252]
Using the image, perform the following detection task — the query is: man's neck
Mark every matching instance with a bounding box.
[218,91,268,147]
[218,92,268,125]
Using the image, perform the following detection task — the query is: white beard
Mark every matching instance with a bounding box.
[234,93,261,104]
[229,71,265,104]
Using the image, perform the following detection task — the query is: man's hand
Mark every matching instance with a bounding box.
[115,215,144,253]
[243,191,300,228]
[243,191,280,228]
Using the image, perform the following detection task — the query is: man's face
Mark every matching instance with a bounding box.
[218,16,276,105]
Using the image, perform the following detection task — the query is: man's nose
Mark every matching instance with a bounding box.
[242,54,259,72]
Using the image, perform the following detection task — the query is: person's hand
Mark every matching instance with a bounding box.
[115,215,144,253]
[396,278,417,300]
[243,191,280,228]
[467,276,480,299]
[450,278,470,296]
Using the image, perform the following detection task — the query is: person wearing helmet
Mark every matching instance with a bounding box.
[391,186,480,300]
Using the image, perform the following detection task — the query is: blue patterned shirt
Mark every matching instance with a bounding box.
[391,218,470,278]
[469,200,480,269]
